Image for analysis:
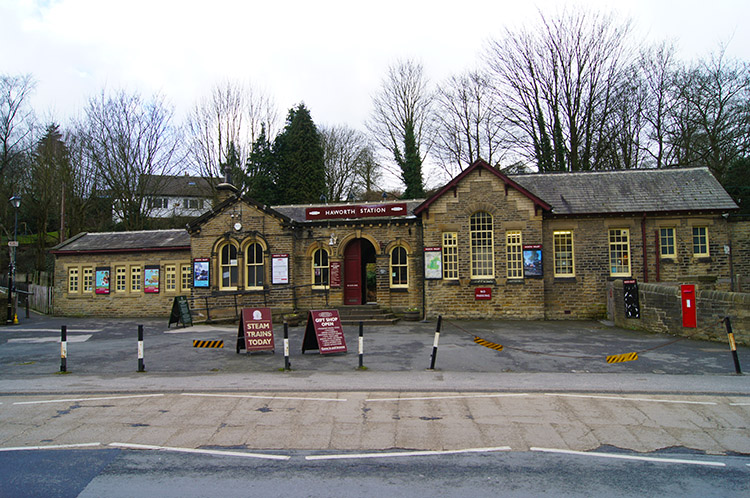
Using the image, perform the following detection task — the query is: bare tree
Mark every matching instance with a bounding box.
[434,69,509,178]
[639,42,680,168]
[485,8,634,171]
[186,81,278,186]
[78,89,180,231]
[320,125,380,201]
[367,59,434,196]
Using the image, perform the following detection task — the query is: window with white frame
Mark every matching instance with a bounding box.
[246,242,265,289]
[312,248,329,288]
[390,246,408,287]
[609,228,631,276]
[692,226,709,257]
[506,231,523,279]
[442,232,458,280]
[553,231,575,277]
[470,212,494,278]
[219,242,239,290]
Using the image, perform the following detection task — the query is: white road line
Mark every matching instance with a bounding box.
[6,329,102,333]
[544,393,717,405]
[0,443,102,452]
[8,334,92,344]
[531,447,726,467]
[306,446,512,461]
[181,393,346,402]
[13,394,165,405]
[109,442,290,461]
[366,393,530,402]
[729,402,750,406]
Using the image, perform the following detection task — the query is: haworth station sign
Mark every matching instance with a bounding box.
[305,203,408,220]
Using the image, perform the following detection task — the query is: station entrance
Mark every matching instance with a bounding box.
[343,238,377,305]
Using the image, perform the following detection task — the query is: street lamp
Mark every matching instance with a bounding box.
[6,195,20,325]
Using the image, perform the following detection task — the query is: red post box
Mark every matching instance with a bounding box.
[681,284,697,328]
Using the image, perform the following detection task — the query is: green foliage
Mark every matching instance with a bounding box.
[245,124,277,205]
[395,120,424,199]
[723,157,750,214]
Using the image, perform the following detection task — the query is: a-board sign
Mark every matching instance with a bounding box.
[623,279,640,319]
[168,296,193,327]
[301,310,347,354]
[237,308,275,353]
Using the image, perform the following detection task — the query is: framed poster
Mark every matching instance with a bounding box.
[193,258,210,288]
[424,247,442,280]
[272,254,289,284]
[329,261,341,288]
[144,265,160,293]
[523,245,543,278]
[95,267,110,294]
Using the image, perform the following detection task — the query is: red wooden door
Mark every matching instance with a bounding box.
[344,239,363,305]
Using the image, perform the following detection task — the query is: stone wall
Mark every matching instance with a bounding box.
[730,217,750,293]
[609,280,749,346]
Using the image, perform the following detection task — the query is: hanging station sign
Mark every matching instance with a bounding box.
[305,203,408,220]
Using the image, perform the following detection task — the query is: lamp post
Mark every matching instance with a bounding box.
[6,195,20,325]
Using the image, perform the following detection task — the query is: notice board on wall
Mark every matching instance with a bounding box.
[301,310,347,354]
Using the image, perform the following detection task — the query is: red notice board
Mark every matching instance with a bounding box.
[302,310,348,354]
[475,287,492,300]
[237,308,275,353]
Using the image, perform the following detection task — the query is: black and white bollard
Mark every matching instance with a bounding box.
[722,317,742,375]
[429,315,442,370]
[60,325,67,373]
[358,321,364,368]
[137,324,145,372]
[284,322,291,371]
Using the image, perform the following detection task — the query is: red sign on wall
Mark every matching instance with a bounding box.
[237,308,275,353]
[302,310,347,354]
[305,203,408,220]
[475,287,492,300]
[330,261,341,288]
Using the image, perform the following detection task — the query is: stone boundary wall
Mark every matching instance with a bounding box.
[609,280,749,346]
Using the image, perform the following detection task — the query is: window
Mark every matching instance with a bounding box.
[246,243,265,289]
[312,248,329,288]
[553,231,575,277]
[506,231,523,279]
[115,266,127,292]
[68,268,79,293]
[692,226,709,257]
[390,246,408,287]
[219,242,239,290]
[147,198,168,209]
[186,199,204,210]
[442,232,458,280]
[165,265,177,291]
[660,228,676,258]
[82,267,94,293]
[609,228,631,276]
[180,264,192,292]
[130,266,142,292]
[470,212,494,278]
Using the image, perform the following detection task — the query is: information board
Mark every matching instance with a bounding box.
[95,267,110,294]
[272,254,289,284]
[168,295,193,327]
[193,258,210,288]
[144,265,160,293]
[424,247,442,280]
[330,261,341,288]
[475,287,492,300]
[237,307,275,353]
[302,310,347,354]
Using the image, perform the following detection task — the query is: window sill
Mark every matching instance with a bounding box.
[470,279,496,285]
[506,278,525,284]
[694,256,712,263]
[390,287,409,293]
[553,277,577,283]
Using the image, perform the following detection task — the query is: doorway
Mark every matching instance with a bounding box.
[343,238,376,305]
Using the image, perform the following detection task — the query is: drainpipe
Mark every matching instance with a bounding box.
[654,230,661,282]
[641,212,648,283]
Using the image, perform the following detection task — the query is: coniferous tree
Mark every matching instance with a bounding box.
[245,124,277,205]
[396,121,425,199]
[272,104,325,205]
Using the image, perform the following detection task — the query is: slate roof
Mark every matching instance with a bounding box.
[273,199,424,223]
[51,229,190,254]
[509,167,738,215]
[140,175,218,197]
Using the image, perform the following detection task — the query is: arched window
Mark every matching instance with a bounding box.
[246,242,265,289]
[219,241,238,290]
[390,246,408,288]
[312,248,329,288]
[470,211,494,278]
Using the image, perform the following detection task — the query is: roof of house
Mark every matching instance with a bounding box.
[50,229,191,254]
[140,175,219,198]
[510,166,738,215]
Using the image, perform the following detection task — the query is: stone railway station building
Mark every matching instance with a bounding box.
[52,160,746,324]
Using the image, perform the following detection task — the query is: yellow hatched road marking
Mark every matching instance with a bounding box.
[473,336,504,351]
[192,340,224,348]
[606,352,638,363]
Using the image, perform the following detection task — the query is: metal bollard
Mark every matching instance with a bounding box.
[137,325,145,372]
[60,325,67,373]
[284,322,291,370]
[358,321,364,368]
[429,315,442,370]
[722,317,742,374]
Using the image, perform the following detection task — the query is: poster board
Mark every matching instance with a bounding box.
[424,247,442,279]
[623,279,640,319]
[523,245,543,278]
[193,258,210,288]
[236,307,275,353]
[302,310,347,354]
[272,254,289,284]
[95,267,110,294]
[144,265,160,293]
[329,261,341,288]
[168,295,193,327]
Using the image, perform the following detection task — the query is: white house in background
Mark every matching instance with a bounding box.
[141,174,218,219]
